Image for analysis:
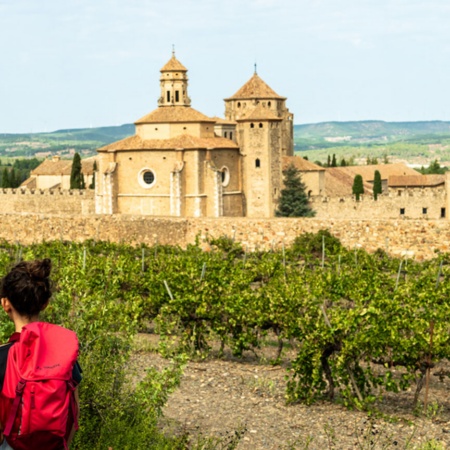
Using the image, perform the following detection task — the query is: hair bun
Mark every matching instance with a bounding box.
[28,258,52,280]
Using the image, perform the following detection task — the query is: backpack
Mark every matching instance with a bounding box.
[0,322,79,450]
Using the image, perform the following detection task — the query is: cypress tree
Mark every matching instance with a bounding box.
[373,170,382,200]
[9,168,16,188]
[70,153,83,189]
[352,174,364,201]
[276,164,315,217]
[89,161,97,189]
[331,154,337,167]
[1,168,9,188]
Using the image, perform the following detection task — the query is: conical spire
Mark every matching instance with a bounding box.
[158,51,191,107]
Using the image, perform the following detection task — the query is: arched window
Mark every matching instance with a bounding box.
[255,159,261,168]
[250,123,254,128]
[237,102,241,108]
[259,123,263,128]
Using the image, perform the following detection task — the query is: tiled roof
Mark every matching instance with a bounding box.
[31,157,96,176]
[135,106,214,124]
[283,156,325,172]
[160,54,187,72]
[333,163,419,183]
[324,167,373,197]
[98,134,239,152]
[226,74,285,100]
[212,116,237,125]
[388,174,445,187]
[20,177,36,189]
[237,104,281,121]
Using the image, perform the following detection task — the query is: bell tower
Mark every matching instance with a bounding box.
[158,51,191,107]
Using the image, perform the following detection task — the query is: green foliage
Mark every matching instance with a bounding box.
[419,159,447,174]
[276,164,315,217]
[89,161,97,189]
[70,153,84,189]
[352,174,364,201]
[1,168,9,188]
[373,170,382,200]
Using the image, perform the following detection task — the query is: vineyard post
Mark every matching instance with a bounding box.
[321,235,325,269]
[163,280,174,300]
[395,260,403,291]
[200,262,206,281]
[424,321,435,412]
[83,247,87,271]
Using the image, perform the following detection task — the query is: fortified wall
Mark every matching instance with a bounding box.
[0,189,95,215]
[310,189,447,220]
[0,214,448,261]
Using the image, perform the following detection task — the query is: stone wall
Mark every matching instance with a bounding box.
[310,189,447,220]
[0,214,449,260]
[0,189,95,215]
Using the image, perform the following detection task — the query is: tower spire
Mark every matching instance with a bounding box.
[172,44,175,57]
[254,61,257,75]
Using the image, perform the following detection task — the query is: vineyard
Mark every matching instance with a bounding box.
[0,231,449,448]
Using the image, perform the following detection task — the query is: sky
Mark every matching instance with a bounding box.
[0,0,449,133]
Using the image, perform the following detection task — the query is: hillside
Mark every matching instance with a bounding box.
[1,120,450,166]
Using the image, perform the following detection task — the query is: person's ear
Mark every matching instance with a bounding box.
[1,298,12,314]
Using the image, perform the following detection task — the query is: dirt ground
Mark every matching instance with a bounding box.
[132,334,450,449]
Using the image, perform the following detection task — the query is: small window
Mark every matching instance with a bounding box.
[166,91,170,102]
[224,131,227,138]
[138,168,156,189]
[255,158,261,168]
[175,90,180,102]
[230,132,233,139]
[422,207,428,214]
[237,102,241,108]
[259,123,263,128]
[398,190,402,196]
[441,208,446,218]
[221,166,230,187]
[268,101,271,107]
[250,123,254,128]
[400,208,405,215]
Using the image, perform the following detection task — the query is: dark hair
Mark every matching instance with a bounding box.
[1,258,52,316]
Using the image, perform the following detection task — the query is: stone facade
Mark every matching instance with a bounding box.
[95,54,292,218]
[0,213,448,261]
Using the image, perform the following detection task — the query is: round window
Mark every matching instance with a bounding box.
[138,168,156,189]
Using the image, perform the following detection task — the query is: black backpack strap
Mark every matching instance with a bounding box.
[0,342,14,392]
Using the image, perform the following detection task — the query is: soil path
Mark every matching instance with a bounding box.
[132,335,450,449]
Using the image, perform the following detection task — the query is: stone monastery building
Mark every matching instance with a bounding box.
[95,53,294,218]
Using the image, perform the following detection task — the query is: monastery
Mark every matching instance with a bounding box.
[95,52,295,218]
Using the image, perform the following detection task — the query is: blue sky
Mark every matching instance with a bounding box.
[0,0,449,133]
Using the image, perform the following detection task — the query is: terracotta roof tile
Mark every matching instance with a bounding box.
[226,74,285,100]
[20,177,36,189]
[333,163,419,183]
[388,174,445,187]
[98,134,239,152]
[212,116,237,125]
[31,158,96,176]
[283,156,325,172]
[160,55,187,72]
[237,104,281,121]
[135,106,214,124]
[324,168,373,197]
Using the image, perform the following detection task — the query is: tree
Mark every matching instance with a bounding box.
[1,168,9,188]
[276,164,315,217]
[327,155,331,167]
[70,153,84,189]
[420,159,446,174]
[340,158,347,167]
[352,174,364,201]
[9,168,17,188]
[331,154,337,167]
[373,170,382,200]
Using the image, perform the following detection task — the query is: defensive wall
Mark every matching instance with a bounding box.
[310,189,447,220]
[0,189,95,215]
[0,214,448,260]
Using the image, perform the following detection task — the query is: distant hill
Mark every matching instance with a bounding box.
[1,121,450,166]
[0,124,134,158]
[294,120,450,150]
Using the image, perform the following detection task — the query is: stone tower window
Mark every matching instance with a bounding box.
[259,123,263,128]
[400,208,405,215]
[230,132,233,139]
[237,102,241,108]
[422,207,428,214]
[221,166,230,187]
[441,208,446,218]
[255,158,261,168]
[175,91,180,102]
[224,131,227,138]
[268,101,271,107]
[166,91,170,102]
[138,168,156,189]
[250,123,254,128]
